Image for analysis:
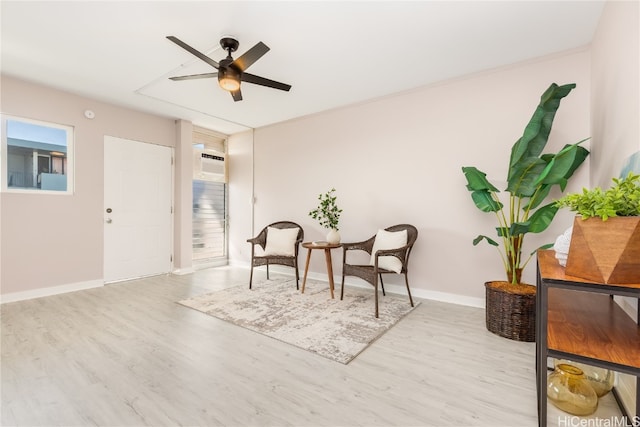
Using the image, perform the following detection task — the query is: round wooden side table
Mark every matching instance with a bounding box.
[301,241,342,298]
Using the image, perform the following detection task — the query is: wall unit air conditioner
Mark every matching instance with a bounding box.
[193,149,225,182]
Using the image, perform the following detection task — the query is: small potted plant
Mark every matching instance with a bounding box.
[309,188,343,244]
[554,172,640,283]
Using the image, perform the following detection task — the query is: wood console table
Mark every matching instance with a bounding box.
[536,249,640,427]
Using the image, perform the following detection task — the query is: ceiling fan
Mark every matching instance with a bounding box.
[166,35,291,102]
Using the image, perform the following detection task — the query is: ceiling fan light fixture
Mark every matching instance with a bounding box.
[167,35,291,101]
[218,68,241,92]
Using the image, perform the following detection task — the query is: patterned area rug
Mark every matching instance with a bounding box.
[178,277,419,364]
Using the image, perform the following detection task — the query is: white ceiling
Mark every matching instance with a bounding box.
[1,1,605,135]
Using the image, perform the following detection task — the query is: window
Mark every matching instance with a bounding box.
[1,115,74,194]
[192,126,228,268]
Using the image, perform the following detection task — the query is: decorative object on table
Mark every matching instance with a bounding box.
[246,221,304,289]
[546,363,598,416]
[552,227,573,267]
[555,172,640,284]
[620,150,640,179]
[461,83,589,341]
[554,359,614,397]
[177,277,420,364]
[309,188,343,244]
[341,224,417,318]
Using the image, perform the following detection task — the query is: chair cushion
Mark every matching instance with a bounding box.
[370,229,407,273]
[264,227,299,256]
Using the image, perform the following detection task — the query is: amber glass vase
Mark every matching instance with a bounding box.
[554,359,615,397]
[547,363,598,415]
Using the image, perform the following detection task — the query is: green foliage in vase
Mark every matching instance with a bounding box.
[462,83,590,285]
[555,172,640,221]
[309,188,343,230]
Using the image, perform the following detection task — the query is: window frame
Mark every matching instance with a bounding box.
[1,114,75,195]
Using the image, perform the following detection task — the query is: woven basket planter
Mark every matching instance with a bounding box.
[485,281,536,342]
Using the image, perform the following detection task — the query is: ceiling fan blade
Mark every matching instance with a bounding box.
[232,42,270,72]
[169,72,218,81]
[231,89,243,102]
[166,36,219,69]
[242,72,291,92]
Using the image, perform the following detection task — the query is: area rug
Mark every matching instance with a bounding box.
[177,277,419,364]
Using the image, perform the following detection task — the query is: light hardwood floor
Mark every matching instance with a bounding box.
[1,267,623,427]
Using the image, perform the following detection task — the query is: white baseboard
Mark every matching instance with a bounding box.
[228,259,249,268]
[1,279,104,304]
[249,264,486,309]
[2,263,485,310]
[172,267,195,275]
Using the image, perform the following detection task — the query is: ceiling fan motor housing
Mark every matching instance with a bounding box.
[220,37,239,53]
[219,67,240,84]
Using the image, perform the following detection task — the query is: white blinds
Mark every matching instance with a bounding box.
[192,180,226,263]
[192,126,226,154]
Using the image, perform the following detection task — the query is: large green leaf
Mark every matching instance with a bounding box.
[473,235,499,246]
[463,166,503,212]
[471,191,503,212]
[506,157,547,196]
[537,147,577,185]
[561,144,590,187]
[508,83,576,181]
[526,203,558,233]
[524,183,553,210]
[462,166,499,192]
[509,221,530,236]
[506,204,557,236]
[538,141,590,186]
[496,226,510,238]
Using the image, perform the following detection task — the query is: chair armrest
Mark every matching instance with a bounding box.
[247,236,266,252]
[372,244,412,268]
[342,236,376,266]
[342,236,375,253]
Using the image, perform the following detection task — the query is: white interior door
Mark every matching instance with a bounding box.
[104,136,172,283]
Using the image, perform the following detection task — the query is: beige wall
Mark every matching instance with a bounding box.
[591,0,640,187]
[227,130,255,264]
[0,76,179,295]
[174,120,194,273]
[229,49,592,304]
[590,0,639,415]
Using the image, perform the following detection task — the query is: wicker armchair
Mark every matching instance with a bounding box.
[340,224,417,317]
[247,221,304,289]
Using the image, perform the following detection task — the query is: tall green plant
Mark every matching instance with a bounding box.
[462,83,590,284]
